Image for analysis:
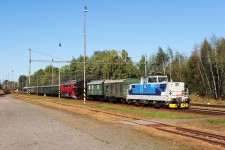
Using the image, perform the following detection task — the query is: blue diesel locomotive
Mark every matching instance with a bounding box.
[127,74,190,108]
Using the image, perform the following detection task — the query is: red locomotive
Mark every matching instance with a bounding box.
[60,80,77,99]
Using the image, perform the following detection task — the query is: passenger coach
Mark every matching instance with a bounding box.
[87,79,139,102]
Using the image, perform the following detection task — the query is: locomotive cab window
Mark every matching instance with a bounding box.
[148,77,157,83]
[158,77,168,82]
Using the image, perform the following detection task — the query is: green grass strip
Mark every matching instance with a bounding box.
[88,103,196,119]
[205,119,225,124]
[37,96,197,119]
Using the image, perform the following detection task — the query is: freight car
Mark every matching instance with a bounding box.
[127,74,190,108]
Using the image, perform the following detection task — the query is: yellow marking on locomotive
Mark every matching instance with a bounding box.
[169,103,189,108]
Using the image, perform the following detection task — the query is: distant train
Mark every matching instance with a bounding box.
[23,80,83,99]
[23,74,190,108]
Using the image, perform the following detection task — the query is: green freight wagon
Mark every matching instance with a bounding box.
[104,78,139,103]
[87,80,104,100]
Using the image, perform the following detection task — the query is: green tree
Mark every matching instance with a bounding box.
[18,75,27,90]
[70,56,87,81]
[137,55,146,76]
[187,36,225,99]
[170,52,188,82]
[155,47,169,75]
[60,65,74,82]
[88,49,139,80]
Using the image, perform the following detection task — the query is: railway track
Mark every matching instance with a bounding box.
[188,103,225,115]
[188,107,225,115]
[26,97,225,148]
[191,103,225,109]
[156,127,225,148]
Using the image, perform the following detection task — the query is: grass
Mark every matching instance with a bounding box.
[88,103,196,119]
[205,119,225,124]
[54,98,197,119]
[17,94,198,119]
[190,94,225,105]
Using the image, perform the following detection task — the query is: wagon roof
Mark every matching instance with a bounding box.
[87,80,104,85]
[29,85,59,88]
[62,80,76,85]
[104,78,139,83]
[104,79,124,83]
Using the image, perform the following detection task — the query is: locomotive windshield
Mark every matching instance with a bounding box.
[148,76,168,83]
[148,77,157,83]
[158,77,168,82]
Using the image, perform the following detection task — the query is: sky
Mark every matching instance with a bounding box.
[1,0,225,83]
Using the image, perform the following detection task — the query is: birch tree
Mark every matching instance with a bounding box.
[155,47,169,75]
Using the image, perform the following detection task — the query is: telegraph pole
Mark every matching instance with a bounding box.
[52,59,54,85]
[28,48,31,98]
[83,6,88,104]
[58,43,61,98]
[58,66,61,98]
[11,70,13,90]
[145,54,147,76]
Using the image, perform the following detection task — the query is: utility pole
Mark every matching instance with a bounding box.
[145,54,147,76]
[83,6,88,104]
[28,48,31,98]
[37,73,39,95]
[11,70,13,90]
[52,59,54,85]
[58,67,60,98]
[170,60,172,82]
[58,43,61,98]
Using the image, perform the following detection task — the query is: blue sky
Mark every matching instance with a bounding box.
[1,0,225,82]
